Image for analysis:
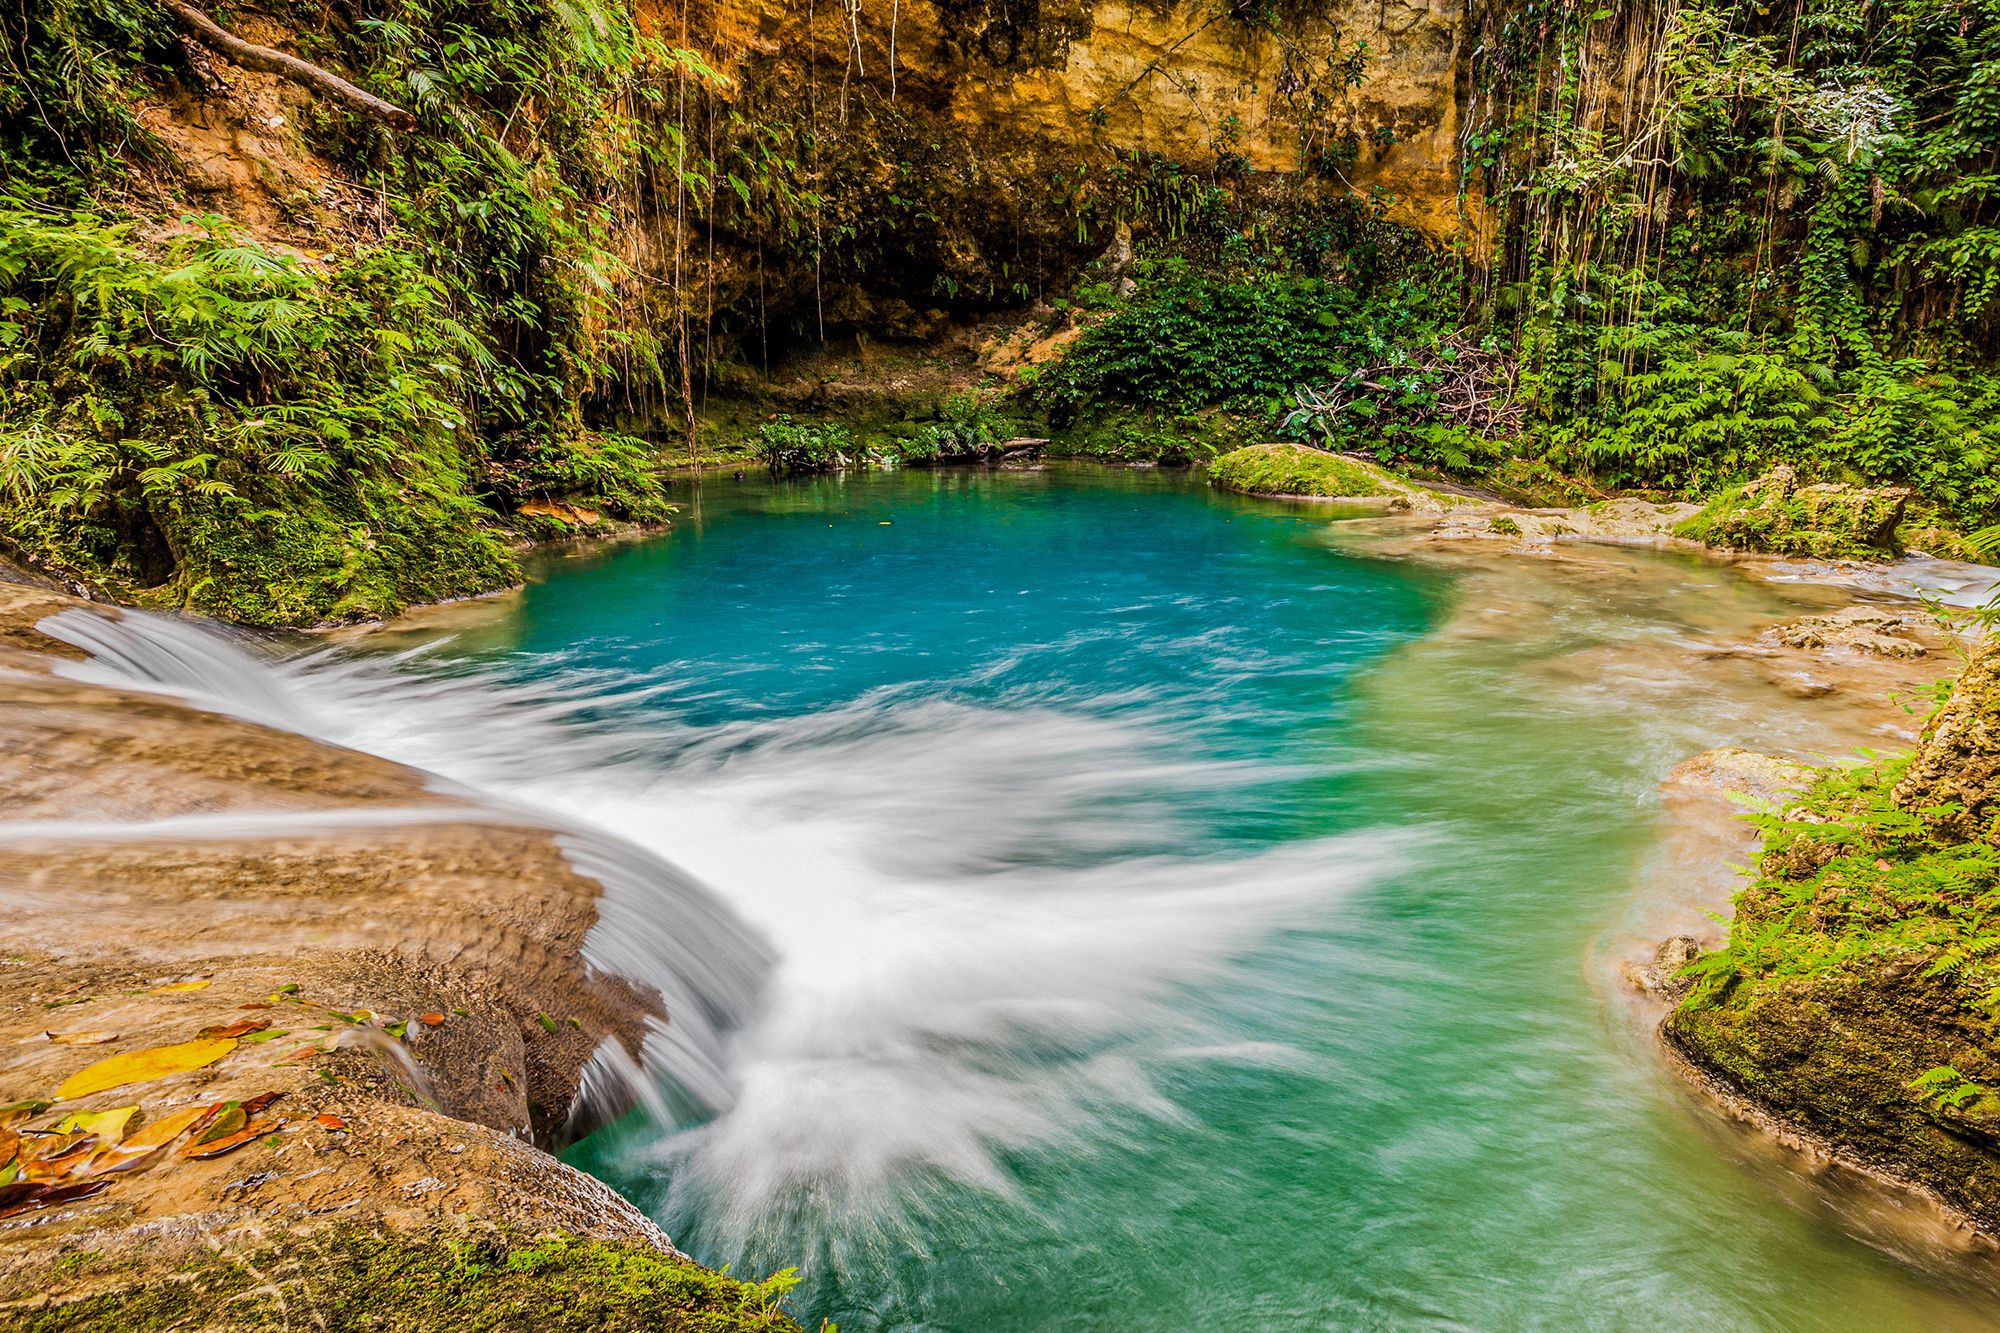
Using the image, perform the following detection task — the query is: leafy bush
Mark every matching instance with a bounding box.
[897,391,1008,463]
[1034,259,1445,423]
[755,416,853,475]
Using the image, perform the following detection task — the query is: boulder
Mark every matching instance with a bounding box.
[1674,465,1911,560]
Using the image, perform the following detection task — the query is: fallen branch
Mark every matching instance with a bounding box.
[162,0,417,131]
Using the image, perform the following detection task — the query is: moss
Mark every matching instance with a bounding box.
[1489,515,1521,535]
[1204,442,1399,497]
[1046,408,1253,464]
[21,1227,804,1333]
[1667,689,2000,1225]
[1673,466,1911,560]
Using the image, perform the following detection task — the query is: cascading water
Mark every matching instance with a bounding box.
[38,605,776,1130]
[34,464,2000,1330]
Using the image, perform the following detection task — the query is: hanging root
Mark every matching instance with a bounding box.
[162,0,418,131]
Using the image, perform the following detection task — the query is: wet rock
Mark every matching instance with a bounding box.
[1674,466,1911,560]
[1625,936,1704,1000]
[1769,604,1929,658]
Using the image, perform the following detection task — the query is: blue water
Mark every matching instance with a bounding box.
[347,464,1998,1330]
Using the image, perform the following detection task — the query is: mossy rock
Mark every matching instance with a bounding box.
[1204,443,1401,498]
[1674,465,1911,560]
[1667,965,2000,1225]
[18,1227,804,1332]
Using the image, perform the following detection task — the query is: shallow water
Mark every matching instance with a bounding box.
[88,464,2000,1328]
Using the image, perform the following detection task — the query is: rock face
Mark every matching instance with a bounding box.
[1673,466,1912,560]
[0,582,786,1328]
[1893,638,2000,843]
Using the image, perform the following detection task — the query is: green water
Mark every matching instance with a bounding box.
[411,465,1995,1329]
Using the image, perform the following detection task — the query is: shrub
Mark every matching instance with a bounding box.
[755,416,853,475]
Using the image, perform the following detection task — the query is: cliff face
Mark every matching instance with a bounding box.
[661,0,1478,242]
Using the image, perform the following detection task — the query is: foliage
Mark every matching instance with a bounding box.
[755,415,853,475]
[897,391,1009,463]
[0,207,529,623]
[1034,257,1448,421]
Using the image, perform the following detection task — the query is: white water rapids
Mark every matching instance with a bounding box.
[36,607,1401,1249]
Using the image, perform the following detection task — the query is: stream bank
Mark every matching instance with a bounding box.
[0,577,794,1330]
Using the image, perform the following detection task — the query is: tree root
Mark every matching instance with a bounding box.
[162,1,417,131]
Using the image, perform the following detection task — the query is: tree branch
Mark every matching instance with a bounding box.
[162,1,417,131]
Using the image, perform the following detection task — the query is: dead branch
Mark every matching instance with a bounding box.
[1289,336,1523,442]
[162,0,417,131]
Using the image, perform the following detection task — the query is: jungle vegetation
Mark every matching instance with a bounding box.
[1,0,1997,622]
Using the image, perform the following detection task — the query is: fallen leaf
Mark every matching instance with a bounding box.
[0,1100,50,1128]
[53,1106,138,1144]
[314,1114,346,1131]
[43,1031,118,1046]
[240,1029,288,1044]
[273,1045,321,1065]
[89,1104,213,1172]
[149,981,211,994]
[193,1104,248,1145]
[418,1013,445,1027]
[181,1118,282,1160]
[23,1136,98,1182]
[197,1019,270,1040]
[56,1037,239,1100]
[240,1092,284,1117]
[238,1003,275,1011]
[0,1179,109,1218]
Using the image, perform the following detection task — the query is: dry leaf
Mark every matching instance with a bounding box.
[0,1101,49,1129]
[314,1114,346,1131]
[149,981,211,994]
[88,1104,214,1174]
[193,1104,248,1146]
[23,1136,98,1182]
[418,1012,445,1027]
[181,1118,282,1160]
[0,1179,109,1218]
[238,1003,275,1011]
[240,1092,283,1118]
[197,1019,270,1040]
[53,1106,138,1144]
[43,1031,118,1046]
[56,1037,239,1100]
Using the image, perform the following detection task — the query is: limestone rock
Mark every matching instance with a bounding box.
[1624,935,1703,1000]
[1893,638,2000,842]
[1674,466,1912,560]
[1769,604,1929,658]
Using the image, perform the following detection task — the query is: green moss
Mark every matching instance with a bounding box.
[1667,743,2000,1225]
[1489,515,1521,535]
[22,1228,804,1333]
[1043,407,1250,464]
[1673,468,1910,560]
[1204,442,1399,497]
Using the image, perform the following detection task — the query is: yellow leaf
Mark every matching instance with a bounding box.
[55,1038,239,1100]
[150,981,211,994]
[53,1106,138,1143]
[118,1104,213,1153]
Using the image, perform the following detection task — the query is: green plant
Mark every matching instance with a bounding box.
[755,415,853,475]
